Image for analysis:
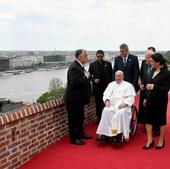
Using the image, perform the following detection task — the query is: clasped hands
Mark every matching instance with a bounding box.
[105,100,128,109]
[146,83,154,90]
[84,70,90,79]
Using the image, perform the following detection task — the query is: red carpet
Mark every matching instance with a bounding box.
[20,95,170,169]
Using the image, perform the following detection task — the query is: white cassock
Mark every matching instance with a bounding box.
[96,81,136,139]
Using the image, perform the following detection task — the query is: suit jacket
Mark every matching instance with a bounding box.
[113,54,139,91]
[88,60,113,93]
[140,60,154,86]
[64,60,91,104]
[146,66,170,100]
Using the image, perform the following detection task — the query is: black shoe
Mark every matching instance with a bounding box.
[96,135,107,142]
[142,140,154,150]
[82,134,93,139]
[155,140,165,150]
[71,139,86,145]
[112,136,122,145]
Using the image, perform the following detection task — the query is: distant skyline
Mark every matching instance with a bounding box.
[0,0,170,51]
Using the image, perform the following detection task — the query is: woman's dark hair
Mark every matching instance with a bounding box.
[151,53,166,65]
[96,50,104,56]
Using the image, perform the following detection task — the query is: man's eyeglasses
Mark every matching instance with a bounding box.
[97,55,104,58]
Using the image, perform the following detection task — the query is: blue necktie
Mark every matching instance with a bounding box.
[123,57,127,67]
[147,65,152,78]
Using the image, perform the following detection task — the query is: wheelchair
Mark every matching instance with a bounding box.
[96,105,138,144]
[129,105,138,136]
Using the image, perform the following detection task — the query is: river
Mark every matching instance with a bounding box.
[0,69,68,103]
[0,57,144,103]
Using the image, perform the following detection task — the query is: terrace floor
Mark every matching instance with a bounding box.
[20,95,170,169]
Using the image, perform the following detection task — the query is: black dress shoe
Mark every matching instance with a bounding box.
[96,135,107,142]
[155,140,165,150]
[71,139,86,145]
[112,136,122,145]
[82,134,93,139]
[142,140,154,150]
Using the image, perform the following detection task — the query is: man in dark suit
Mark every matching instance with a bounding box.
[64,49,93,145]
[89,50,113,123]
[113,43,139,92]
[139,48,155,124]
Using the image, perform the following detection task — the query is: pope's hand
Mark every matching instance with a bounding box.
[105,100,110,107]
[118,104,128,109]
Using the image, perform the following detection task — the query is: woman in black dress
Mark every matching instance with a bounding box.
[143,53,170,150]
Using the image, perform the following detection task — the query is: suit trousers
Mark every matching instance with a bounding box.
[94,90,104,122]
[66,102,85,142]
[138,89,146,124]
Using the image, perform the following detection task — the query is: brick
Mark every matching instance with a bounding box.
[29,141,38,149]
[11,157,18,164]
[22,157,29,164]
[19,141,30,149]
[20,131,30,138]
[8,161,21,169]
[38,133,47,140]
[0,147,6,154]
[37,124,46,130]
[5,121,19,128]
[8,140,20,149]
[19,151,30,160]
[8,151,21,160]
[0,151,10,160]
[0,136,5,142]
[28,132,38,140]
[0,140,10,149]
[0,161,10,169]
[11,147,18,154]
[0,158,7,165]
[0,125,5,131]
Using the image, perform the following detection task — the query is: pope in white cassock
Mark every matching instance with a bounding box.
[96,70,136,142]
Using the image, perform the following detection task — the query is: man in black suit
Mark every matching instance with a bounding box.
[113,43,139,92]
[89,50,113,123]
[139,48,155,124]
[64,49,93,145]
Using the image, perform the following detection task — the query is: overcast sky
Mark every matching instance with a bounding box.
[0,0,170,51]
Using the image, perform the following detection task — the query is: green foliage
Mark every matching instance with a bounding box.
[49,78,65,99]
[166,58,170,64]
[36,78,65,104]
[36,92,50,104]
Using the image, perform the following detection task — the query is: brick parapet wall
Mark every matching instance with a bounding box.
[0,97,96,169]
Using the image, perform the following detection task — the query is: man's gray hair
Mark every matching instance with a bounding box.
[75,49,86,58]
[120,43,129,50]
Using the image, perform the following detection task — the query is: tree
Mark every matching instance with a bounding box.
[36,78,65,103]
[49,78,65,99]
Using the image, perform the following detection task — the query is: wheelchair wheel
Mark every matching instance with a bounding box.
[130,106,138,136]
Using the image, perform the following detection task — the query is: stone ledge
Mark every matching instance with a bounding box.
[0,98,64,126]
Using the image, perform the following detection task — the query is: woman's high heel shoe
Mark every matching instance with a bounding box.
[142,140,154,150]
[155,140,165,150]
